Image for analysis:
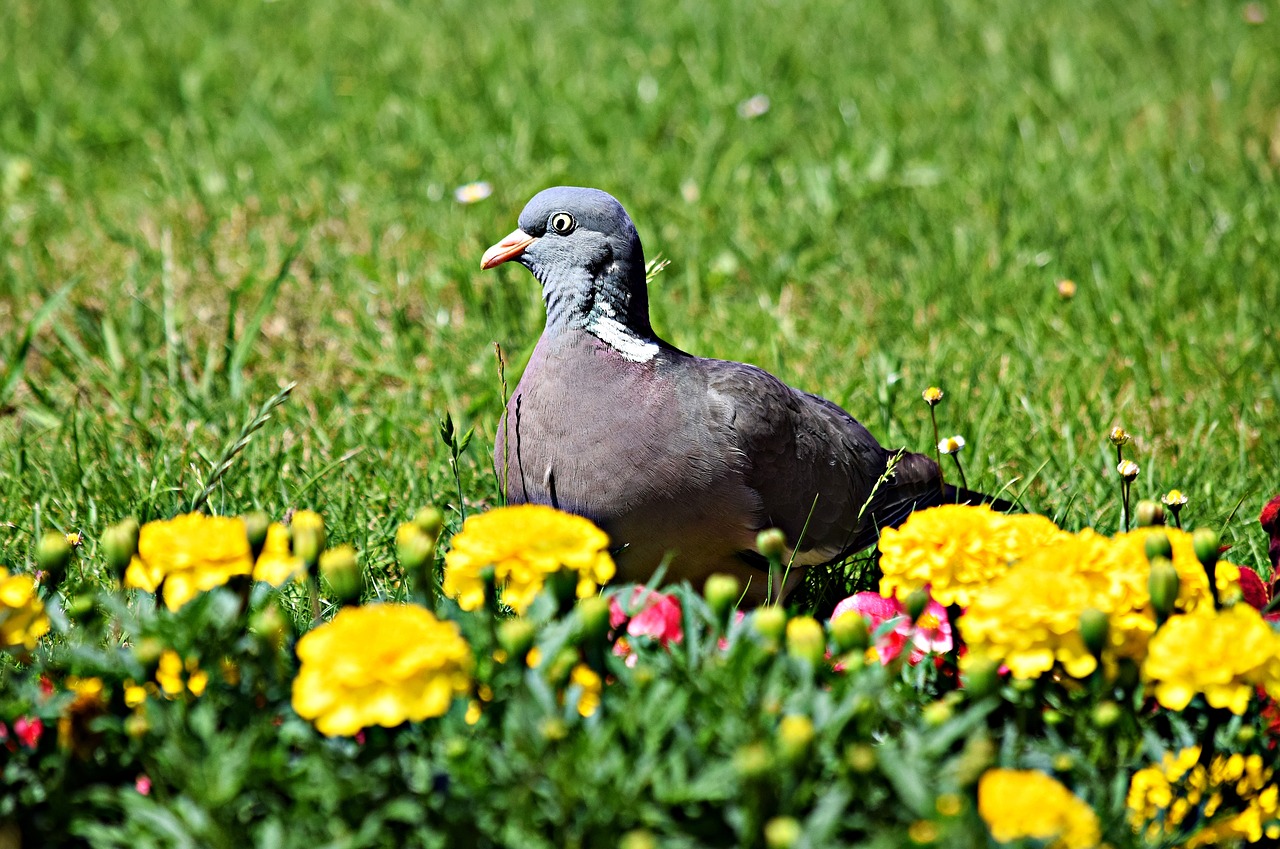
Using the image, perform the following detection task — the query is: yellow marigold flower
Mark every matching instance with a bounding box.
[124,513,254,611]
[1107,527,1241,614]
[879,505,1068,607]
[1142,605,1280,714]
[1129,746,1279,847]
[978,769,1100,849]
[922,386,944,406]
[292,603,472,736]
[570,663,602,718]
[443,505,616,614]
[960,533,1116,679]
[253,523,305,586]
[0,568,51,651]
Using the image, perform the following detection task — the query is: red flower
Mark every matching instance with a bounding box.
[13,716,43,749]
[1261,493,1280,571]
[831,590,954,665]
[609,588,683,647]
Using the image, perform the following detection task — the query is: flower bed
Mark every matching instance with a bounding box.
[2,500,1279,848]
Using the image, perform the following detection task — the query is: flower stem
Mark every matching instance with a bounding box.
[930,408,945,496]
[949,453,968,492]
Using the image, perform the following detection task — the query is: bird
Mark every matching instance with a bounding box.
[482,186,1008,602]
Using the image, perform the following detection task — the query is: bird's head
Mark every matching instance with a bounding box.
[482,187,655,348]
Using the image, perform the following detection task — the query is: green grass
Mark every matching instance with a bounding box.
[2,0,1278,583]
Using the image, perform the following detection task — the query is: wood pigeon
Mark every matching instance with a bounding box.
[482,186,1008,601]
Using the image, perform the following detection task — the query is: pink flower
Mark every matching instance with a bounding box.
[13,716,43,749]
[830,591,953,665]
[610,588,683,647]
[135,774,152,796]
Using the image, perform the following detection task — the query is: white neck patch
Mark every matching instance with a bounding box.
[586,311,659,363]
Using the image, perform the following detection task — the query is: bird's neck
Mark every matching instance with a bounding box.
[542,265,659,363]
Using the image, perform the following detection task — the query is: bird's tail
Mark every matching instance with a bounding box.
[941,483,1017,514]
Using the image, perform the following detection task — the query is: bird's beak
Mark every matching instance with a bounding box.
[481,228,537,270]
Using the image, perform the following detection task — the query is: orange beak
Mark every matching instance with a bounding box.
[481,228,537,270]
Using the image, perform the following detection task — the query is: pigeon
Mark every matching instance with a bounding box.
[482,186,1008,602]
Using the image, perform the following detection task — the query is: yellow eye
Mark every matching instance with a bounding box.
[549,212,575,235]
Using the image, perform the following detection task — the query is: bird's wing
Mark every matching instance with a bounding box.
[703,358,946,564]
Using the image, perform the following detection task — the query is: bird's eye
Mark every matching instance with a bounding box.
[549,212,575,235]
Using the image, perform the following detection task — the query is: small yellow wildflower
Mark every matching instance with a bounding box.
[292,603,472,736]
[922,386,944,406]
[1142,605,1280,714]
[1109,427,1131,447]
[1117,459,1140,481]
[879,505,1068,607]
[937,435,966,455]
[58,676,107,757]
[253,523,305,586]
[443,505,615,614]
[0,567,51,651]
[978,768,1101,849]
[1056,279,1077,299]
[124,513,254,610]
[570,663,603,717]
[1161,489,1188,508]
[64,531,83,548]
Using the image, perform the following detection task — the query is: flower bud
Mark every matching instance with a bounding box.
[922,386,944,406]
[619,830,658,849]
[575,595,612,642]
[703,573,741,624]
[922,700,953,726]
[733,742,773,780]
[1135,500,1166,527]
[395,522,433,566]
[319,545,362,606]
[752,606,788,646]
[776,714,814,764]
[1117,459,1140,482]
[756,528,787,561]
[1148,558,1180,623]
[102,519,140,582]
[1143,530,1173,562]
[830,611,870,654]
[290,510,326,571]
[962,657,1001,699]
[1092,701,1122,729]
[1079,608,1110,658]
[764,817,802,849]
[65,593,98,624]
[243,510,271,560]
[785,616,825,665]
[844,743,877,774]
[1108,427,1131,447]
[250,599,292,654]
[1191,528,1221,568]
[412,506,445,539]
[35,532,72,589]
[904,588,929,624]
[497,619,536,663]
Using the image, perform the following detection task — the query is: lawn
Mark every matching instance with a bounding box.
[3,0,1277,563]
[2,0,1280,844]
